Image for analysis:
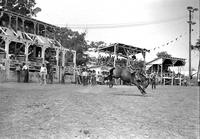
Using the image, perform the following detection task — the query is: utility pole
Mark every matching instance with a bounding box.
[187,6,198,84]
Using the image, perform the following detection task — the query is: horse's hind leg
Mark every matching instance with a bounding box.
[132,80,146,95]
[136,85,146,95]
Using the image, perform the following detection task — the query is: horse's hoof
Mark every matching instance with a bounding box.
[142,93,147,96]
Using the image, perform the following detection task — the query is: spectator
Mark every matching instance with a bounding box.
[183,77,187,86]
[61,66,65,84]
[150,72,157,89]
[0,63,6,82]
[91,70,96,85]
[49,66,54,84]
[82,68,88,86]
[75,68,82,85]
[22,63,29,83]
[40,64,47,85]
[16,63,21,82]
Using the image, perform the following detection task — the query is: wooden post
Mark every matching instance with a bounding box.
[16,17,18,30]
[73,51,76,82]
[171,63,174,85]
[142,51,146,73]
[179,67,182,86]
[44,25,47,37]
[161,59,163,85]
[114,44,117,67]
[62,50,66,67]
[41,46,46,64]
[22,19,25,32]
[33,22,36,34]
[5,39,10,80]
[25,43,29,64]
[56,49,59,67]
[8,15,11,28]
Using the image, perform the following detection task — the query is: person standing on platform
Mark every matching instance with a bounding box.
[22,63,29,83]
[16,63,21,82]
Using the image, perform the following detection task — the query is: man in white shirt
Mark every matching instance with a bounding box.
[22,63,29,83]
[82,68,88,86]
[40,64,47,85]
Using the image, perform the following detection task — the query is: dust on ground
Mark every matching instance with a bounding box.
[0,83,199,139]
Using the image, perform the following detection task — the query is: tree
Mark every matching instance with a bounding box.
[89,41,107,49]
[1,0,40,17]
[156,51,171,58]
[55,27,88,66]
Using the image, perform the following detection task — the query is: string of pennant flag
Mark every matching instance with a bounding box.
[149,30,198,52]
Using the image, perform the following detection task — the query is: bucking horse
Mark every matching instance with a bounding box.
[105,66,149,95]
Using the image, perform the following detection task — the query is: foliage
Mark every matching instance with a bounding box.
[89,41,108,49]
[132,60,145,69]
[156,51,171,58]
[55,27,88,66]
[1,0,40,17]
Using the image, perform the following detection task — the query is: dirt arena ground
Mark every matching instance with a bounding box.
[0,83,199,139]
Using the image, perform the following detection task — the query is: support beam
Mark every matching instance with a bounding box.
[171,63,175,85]
[73,51,76,82]
[62,51,66,67]
[114,44,117,67]
[25,43,30,64]
[5,39,10,80]
[41,46,46,64]
[56,49,59,67]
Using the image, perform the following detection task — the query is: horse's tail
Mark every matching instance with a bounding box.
[109,67,115,76]
[104,67,115,81]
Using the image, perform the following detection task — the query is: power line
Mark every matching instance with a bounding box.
[65,16,187,29]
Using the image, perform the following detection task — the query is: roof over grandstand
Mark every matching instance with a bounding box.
[146,56,186,67]
[98,43,150,58]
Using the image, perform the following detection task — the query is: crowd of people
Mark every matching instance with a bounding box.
[13,63,106,86]
[13,63,50,85]
[75,68,108,86]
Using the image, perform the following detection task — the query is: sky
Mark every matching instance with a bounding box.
[35,0,199,74]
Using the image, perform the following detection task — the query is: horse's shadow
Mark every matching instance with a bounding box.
[111,92,151,97]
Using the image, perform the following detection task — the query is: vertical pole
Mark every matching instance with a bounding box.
[16,16,18,31]
[55,49,59,83]
[56,49,59,67]
[25,43,29,64]
[8,15,11,28]
[22,19,24,32]
[33,22,36,34]
[179,67,182,86]
[73,51,76,82]
[171,63,174,85]
[161,59,163,85]
[188,10,192,84]
[5,39,10,81]
[198,1,200,85]
[114,44,117,67]
[41,47,46,64]
[62,51,65,67]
